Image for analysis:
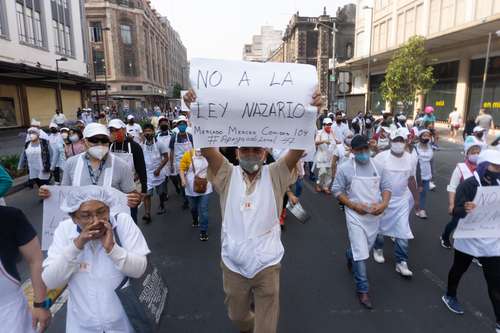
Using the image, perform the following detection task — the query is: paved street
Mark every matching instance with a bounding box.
[6,138,496,333]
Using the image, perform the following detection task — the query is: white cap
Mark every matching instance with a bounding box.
[60,185,123,214]
[108,119,126,129]
[473,126,486,133]
[418,129,431,137]
[27,127,40,134]
[49,122,58,129]
[158,115,168,122]
[60,127,70,132]
[127,114,135,120]
[76,119,85,125]
[382,110,391,115]
[323,117,333,125]
[83,123,110,138]
[478,149,500,165]
[390,127,410,140]
[174,115,188,124]
[30,118,41,127]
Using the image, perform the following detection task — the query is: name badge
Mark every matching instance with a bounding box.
[79,262,91,273]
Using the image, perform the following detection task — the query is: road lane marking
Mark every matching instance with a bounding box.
[421,268,494,329]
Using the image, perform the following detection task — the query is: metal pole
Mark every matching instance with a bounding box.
[479,32,492,111]
[104,61,108,107]
[94,61,100,113]
[364,7,373,114]
[331,22,336,112]
[56,60,63,112]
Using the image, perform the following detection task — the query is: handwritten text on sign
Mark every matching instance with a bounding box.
[454,186,500,239]
[42,186,129,250]
[189,58,318,150]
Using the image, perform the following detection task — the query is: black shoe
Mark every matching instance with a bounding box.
[142,215,152,224]
[357,292,373,310]
[440,237,452,249]
[157,207,166,215]
[199,231,208,241]
[192,219,199,228]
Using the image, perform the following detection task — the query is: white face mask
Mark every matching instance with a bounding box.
[70,134,80,143]
[61,132,69,140]
[87,146,109,160]
[30,133,38,141]
[391,142,406,154]
[468,153,479,164]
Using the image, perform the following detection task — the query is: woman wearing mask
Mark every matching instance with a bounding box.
[441,140,483,248]
[415,129,434,219]
[441,150,500,333]
[64,128,86,158]
[18,127,52,189]
[179,148,213,241]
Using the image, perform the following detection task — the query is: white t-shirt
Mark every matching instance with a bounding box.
[449,111,461,125]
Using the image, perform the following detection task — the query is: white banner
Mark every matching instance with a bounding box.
[188,58,318,150]
[454,186,500,239]
[42,186,129,250]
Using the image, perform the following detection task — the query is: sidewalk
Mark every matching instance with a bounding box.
[434,122,499,145]
[0,128,26,156]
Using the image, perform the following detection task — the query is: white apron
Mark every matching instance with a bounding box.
[314,130,335,168]
[221,166,284,278]
[378,154,414,239]
[110,142,135,175]
[156,134,172,176]
[142,142,166,191]
[457,163,473,180]
[73,154,114,187]
[25,143,50,180]
[185,154,213,197]
[416,145,433,180]
[0,260,35,333]
[346,159,382,261]
[172,135,192,175]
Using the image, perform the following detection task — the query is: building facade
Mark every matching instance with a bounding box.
[340,0,500,124]
[85,0,188,112]
[0,0,91,128]
[243,26,283,62]
[273,5,355,110]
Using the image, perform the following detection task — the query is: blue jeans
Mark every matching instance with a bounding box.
[294,177,304,197]
[346,248,369,293]
[373,234,409,263]
[419,180,430,210]
[188,195,210,232]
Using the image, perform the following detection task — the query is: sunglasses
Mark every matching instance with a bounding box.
[87,136,110,144]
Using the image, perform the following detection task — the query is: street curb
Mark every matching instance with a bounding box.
[6,175,29,196]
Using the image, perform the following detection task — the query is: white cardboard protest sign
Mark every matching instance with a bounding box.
[188,58,318,150]
[42,186,129,250]
[454,186,500,239]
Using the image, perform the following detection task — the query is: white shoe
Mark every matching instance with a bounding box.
[472,258,482,267]
[429,181,436,191]
[373,249,385,264]
[416,210,428,219]
[396,261,413,277]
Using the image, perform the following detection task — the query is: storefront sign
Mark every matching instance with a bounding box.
[482,102,500,109]
[435,100,445,107]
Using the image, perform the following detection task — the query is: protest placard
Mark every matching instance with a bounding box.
[188,58,318,150]
[454,186,500,239]
[42,186,129,250]
[180,90,189,111]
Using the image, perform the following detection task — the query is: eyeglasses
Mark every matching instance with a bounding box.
[74,207,109,222]
[87,137,110,144]
[325,124,332,127]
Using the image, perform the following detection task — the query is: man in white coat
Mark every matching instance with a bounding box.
[372,127,419,277]
[314,117,337,193]
[333,134,392,309]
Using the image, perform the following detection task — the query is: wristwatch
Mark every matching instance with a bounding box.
[33,298,52,309]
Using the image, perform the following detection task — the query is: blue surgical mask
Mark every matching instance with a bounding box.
[154,111,161,117]
[354,152,370,164]
[178,123,187,133]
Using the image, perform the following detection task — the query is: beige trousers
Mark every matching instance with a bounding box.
[222,262,281,333]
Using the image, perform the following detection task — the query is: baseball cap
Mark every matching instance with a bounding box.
[323,117,333,125]
[390,127,410,140]
[83,123,110,138]
[477,149,500,165]
[174,115,188,124]
[127,115,135,120]
[107,119,126,129]
[351,135,369,149]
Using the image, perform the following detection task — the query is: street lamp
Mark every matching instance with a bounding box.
[479,30,500,111]
[363,5,373,114]
[56,57,68,113]
[314,21,338,111]
[102,27,111,107]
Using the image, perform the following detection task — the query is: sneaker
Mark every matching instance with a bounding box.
[373,249,385,264]
[441,295,465,315]
[157,207,166,215]
[472,258,482,267]
[357,292,373,310]
[496,323,500,333]
[395,261,413,277]
[192,218,199,228]
[440,237,452,249]
[416,210,428,219]
[429,181,437,191]
[199,231,208,241]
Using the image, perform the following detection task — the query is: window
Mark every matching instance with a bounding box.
[0,0,8,37]
[122,52,136,76]
[89,21,102,42]
[15,0,44,46]
[92,49,105,76]
[346,43,353,59]
[120,24,132,45]
[51,0,73,56]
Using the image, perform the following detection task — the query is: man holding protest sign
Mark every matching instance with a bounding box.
[442,149,500,333]
[183,58,321,333]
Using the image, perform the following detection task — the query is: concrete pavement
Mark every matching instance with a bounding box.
[6,139,497,333]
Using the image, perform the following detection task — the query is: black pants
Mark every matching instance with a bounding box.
[52,167,61,183]
[447,250,500,322]
[29,178,50,188]
[441,216,459,242]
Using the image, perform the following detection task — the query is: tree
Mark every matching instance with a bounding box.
[380,36,435,112]
[172,83,183,99]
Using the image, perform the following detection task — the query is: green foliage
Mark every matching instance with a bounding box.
[0,154,25,178]
[172,83,183,99]
[380,36,436,110]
